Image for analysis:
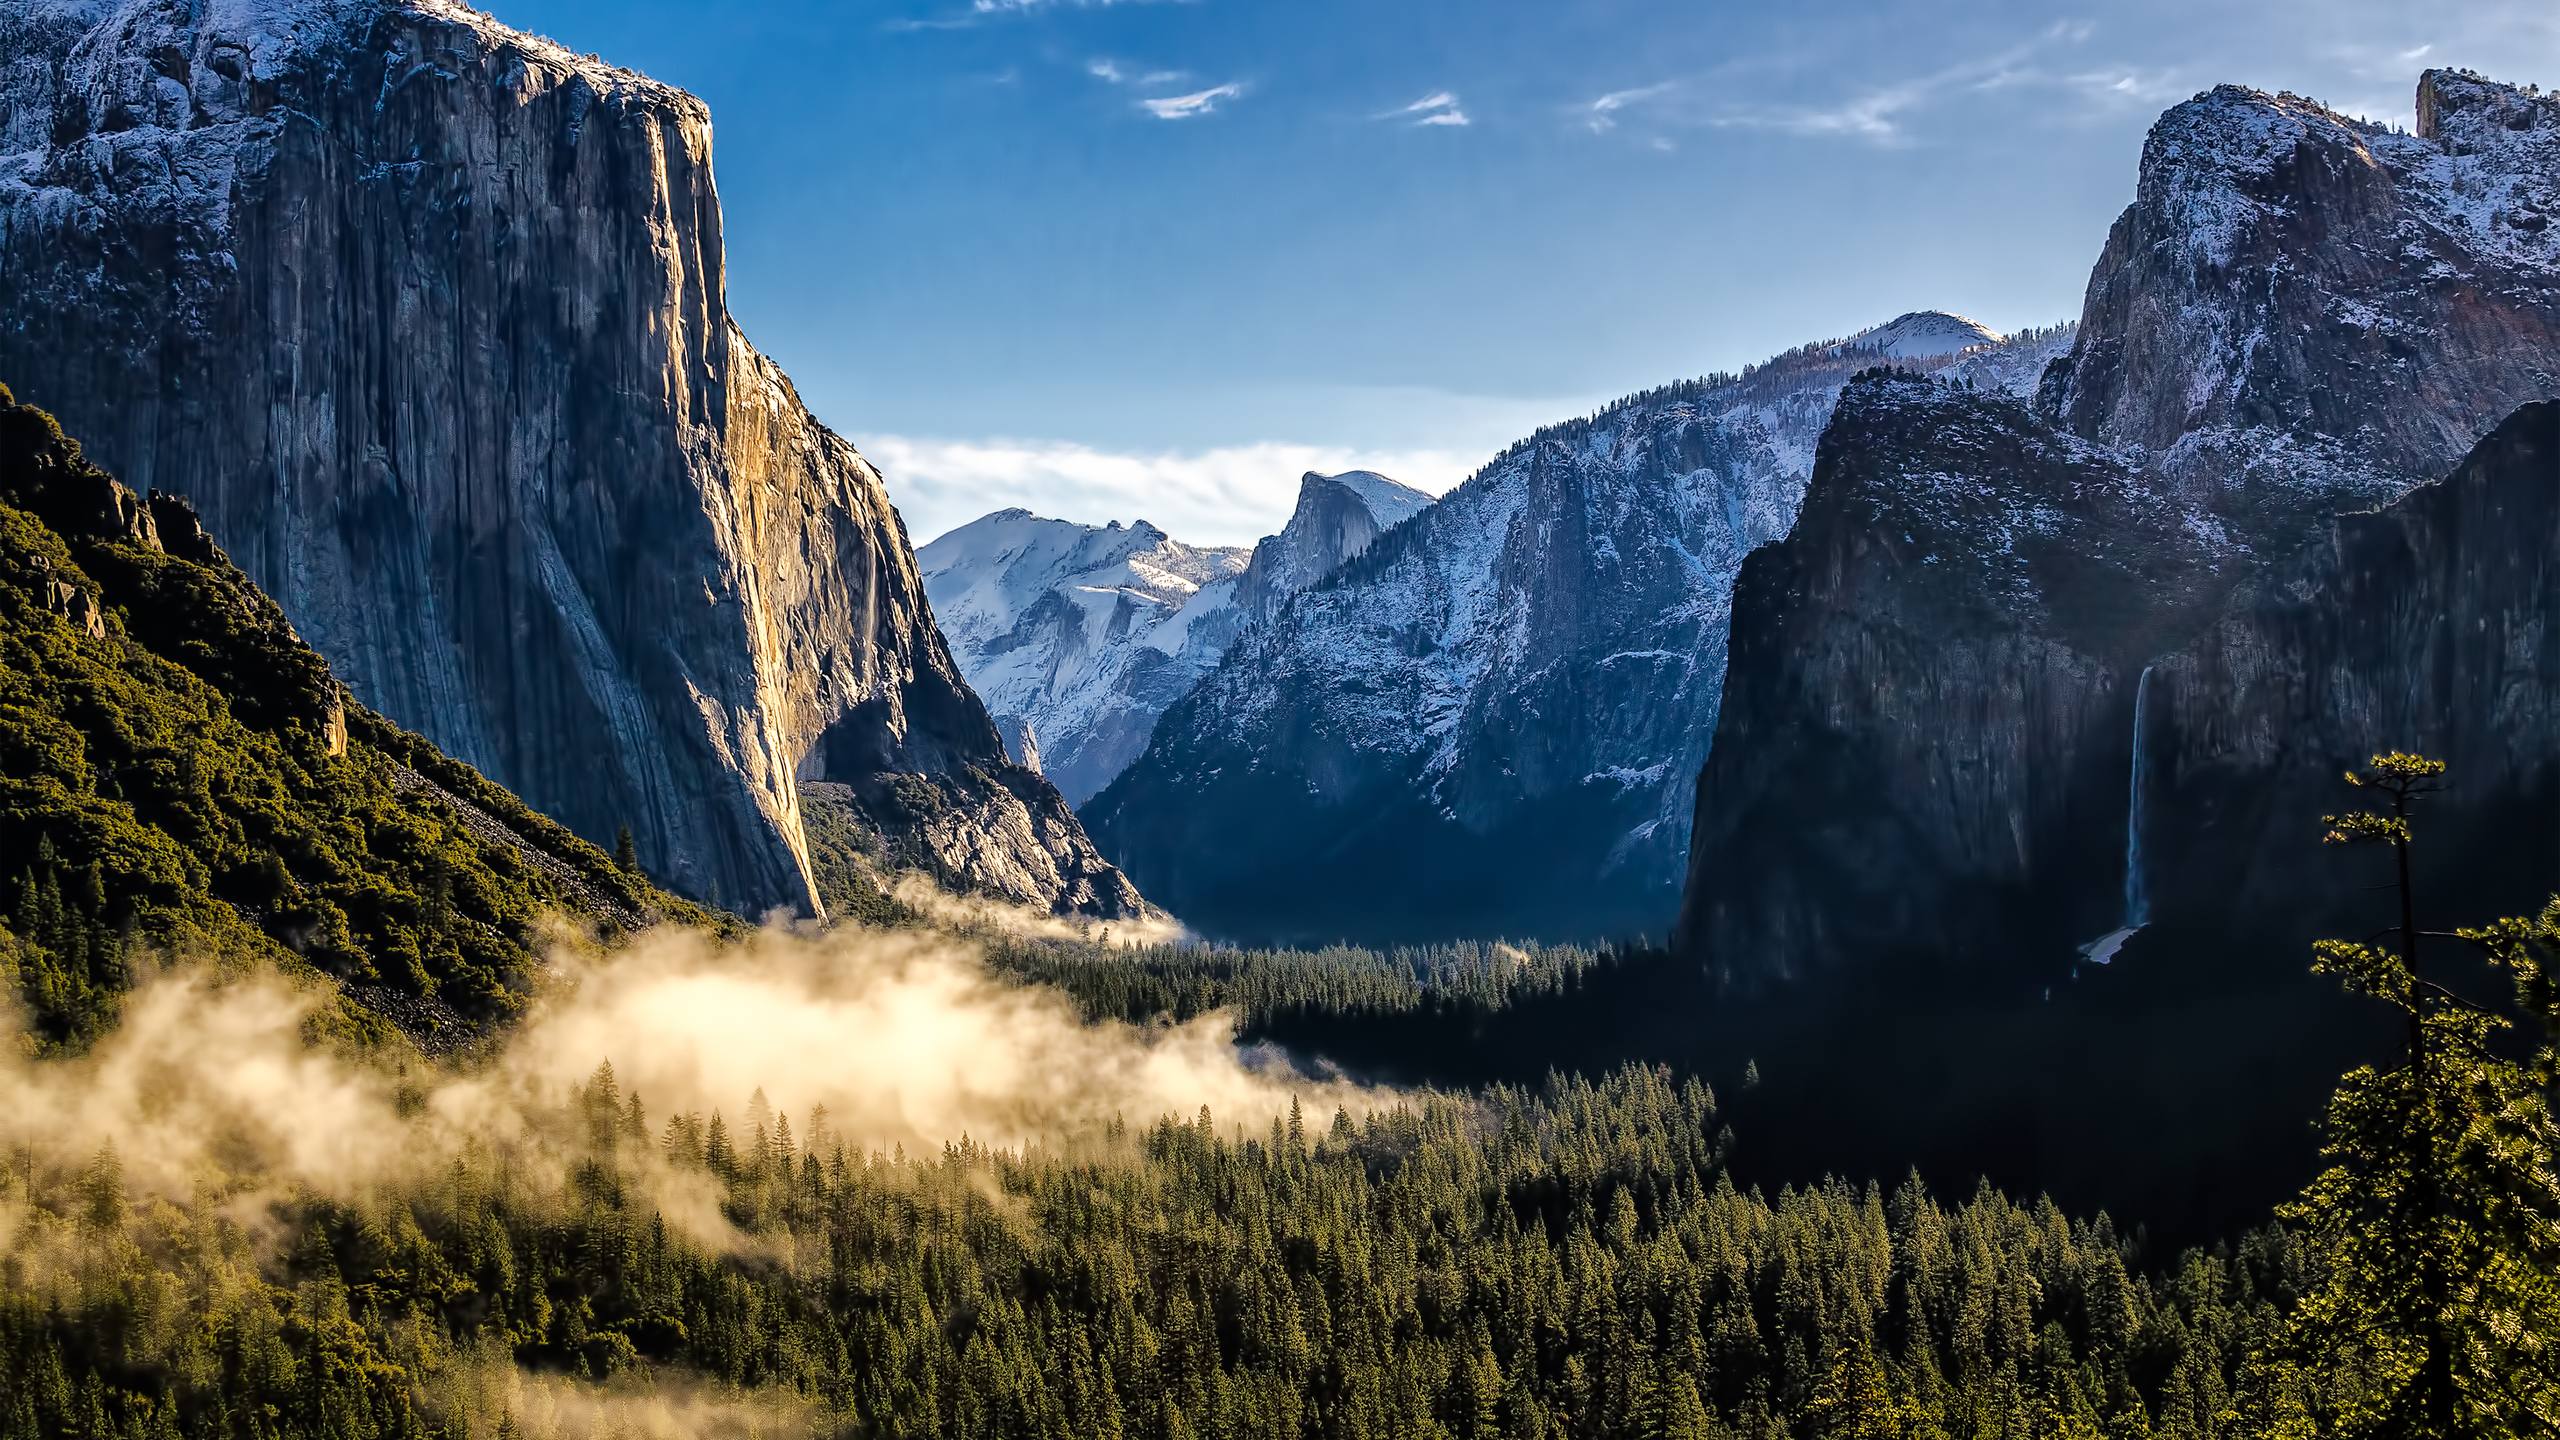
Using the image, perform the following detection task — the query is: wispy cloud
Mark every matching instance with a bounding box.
[1141,82,1244,120]
[1089,57,1191,88]
[1582,81,1677,133]
[862,435,1472,546]
[1383,91,1471,127]
[888,0,1177,28]
[973,0,1168,10]
[1704,19,2105,147]
[2057,67,2190,104]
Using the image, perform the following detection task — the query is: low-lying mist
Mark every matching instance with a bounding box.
[0,915,1383,1277]
[883,873,1195,948]
[5,917,1382,1219]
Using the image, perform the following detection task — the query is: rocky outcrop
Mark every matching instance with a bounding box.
[1673,373,2243,978]
[1086,318,2072,944]
[918,469,1430,808]
[2042,70,2560,532]
[0,385,352,750]
[0,0,1143,919]
[1228,470,1433,623]
[1679,391,2558,981]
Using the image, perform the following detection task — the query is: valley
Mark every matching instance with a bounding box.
[0,1,2554,1435]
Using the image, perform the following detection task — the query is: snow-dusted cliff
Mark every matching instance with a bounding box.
[1679,70,2560,982]
[919,469,1430,805]
[0,0,1145,919]
[1086,314,2072,943]
[2044,70,2560,530]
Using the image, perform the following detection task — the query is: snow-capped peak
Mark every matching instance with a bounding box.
[1832,311,2005,361]
[1302,470,1435,530]
[919,472,1433,806]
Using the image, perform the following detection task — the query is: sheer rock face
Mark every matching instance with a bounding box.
[2043,71,2560,531]
[1228,470,1434,624]
[1675,73,2560,983]
[0,0,1142,918]
[1676,388,2558,985]
[2142,401,2559,935]
[1672,376,2245,978]
[1087,322,2074,945]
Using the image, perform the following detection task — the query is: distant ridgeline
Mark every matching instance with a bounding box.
[0,383,713,1048]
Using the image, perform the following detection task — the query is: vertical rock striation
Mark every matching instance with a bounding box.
[2042,70,2560,530]
[1673,374,2242,979]
[0,0,1143,919]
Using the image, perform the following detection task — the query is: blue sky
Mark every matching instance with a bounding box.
[496,0,2559,544]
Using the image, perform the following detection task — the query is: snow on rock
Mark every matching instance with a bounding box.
[1829,310,2005,361]
[2047,69,2560,533]
[919,468,1429,807]
[1085,320,2075,943]
[0,0,1150,922]
[1677,68,2560,984]
[920,512,1250,806]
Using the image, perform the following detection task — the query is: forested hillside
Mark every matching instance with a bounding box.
[0,383,710,1050]
[0,1064,2292,1440]
[2,391,2553,1436]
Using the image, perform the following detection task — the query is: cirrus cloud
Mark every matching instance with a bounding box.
[1386,91,1471,127]
[1141,81,1245,119]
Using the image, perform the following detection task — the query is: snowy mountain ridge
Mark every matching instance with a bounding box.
[1094,70,2560,947]
[1083,316,2074,942]
[2046,69,2560,534]
[919,469,1430,805]
[1827,310,2004,360]
[1679,67,2560,981]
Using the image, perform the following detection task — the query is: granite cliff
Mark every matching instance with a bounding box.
[1676,72,2560,981]
[2043,70,2560,528]
[0,0,1143,919]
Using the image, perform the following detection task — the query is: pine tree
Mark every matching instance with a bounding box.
[2261,753,2560,1435]
[613,825,639,874]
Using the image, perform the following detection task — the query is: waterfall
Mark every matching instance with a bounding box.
[2079,664,2156,967]
[2122,664,2156,929]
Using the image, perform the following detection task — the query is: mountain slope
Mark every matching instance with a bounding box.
[0,382,706,1048]
[919,469,1431,806]
[920,514,1251,806]
[1228,469,1437,624]
[1086,317,2072,944]
[0,0,1141,921]
[1678,71,2560,984]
